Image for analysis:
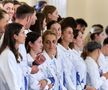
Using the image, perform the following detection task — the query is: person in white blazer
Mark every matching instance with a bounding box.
[97,37,108,90]
[102,37,108,68]
[71,30,96,90]
[0,23,26,90]
[82,41,108,90]
[58,18,77,90]
[25,32,51,90]
[70,30,86,90]
[15,4,37,90]
[47,21,68,90]
[42,30,67,90]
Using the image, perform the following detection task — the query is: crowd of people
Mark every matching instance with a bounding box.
[0,0,108,90]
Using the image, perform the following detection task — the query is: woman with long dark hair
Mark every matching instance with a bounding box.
[0,23,25,90]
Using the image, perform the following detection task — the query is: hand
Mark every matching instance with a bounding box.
[35,53,46,65]
[39,79,48,90]
[102,72,108,79]
[86,85,96,90]
[46,47,57,59]
[48,83,53,90]
[31,65,39,74]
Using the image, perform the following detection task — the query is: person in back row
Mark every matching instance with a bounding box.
[2,1,14,23]
[47,20,61,40]
[15,4,37,33]
[76,18,88,34]
[30,12,46,35]
[15,4,37,90]
[42,5,59,24]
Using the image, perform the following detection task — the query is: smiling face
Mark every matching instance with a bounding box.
[3,2,14,20]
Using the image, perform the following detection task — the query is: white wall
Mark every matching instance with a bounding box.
[66,0,108,37]
[85,0,108,28]
[18,0,37,6]
[67,0,108,30]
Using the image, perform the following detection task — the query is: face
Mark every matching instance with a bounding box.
[31,11,37,25]
[61,27,74,43]
[43,34,57,53]
[49,9,59,21]
[29,37,43,54]
[15,27,26,44]
[73,31,84,48]
[25,12,37,29]
[103,45,108,56]
[92,49,100,61]
[3,3,14,19]
[95,32,106,44]
[0,13,9,33]
[76,25,86,33]
[43,18,46,30]
[50,23,61,40]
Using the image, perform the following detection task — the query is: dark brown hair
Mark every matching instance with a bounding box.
[81,41,101,60]
[42,5,56,23]
[0,23,23,63]
[25,32,41,53]
[0,8,7,20]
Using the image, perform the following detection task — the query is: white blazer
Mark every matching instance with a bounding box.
[85,56,106,90]
[57,44,76,90]
[0,48,24,90]
[72,49,86,89]
[42,50,62,90]
[98,52,108,90]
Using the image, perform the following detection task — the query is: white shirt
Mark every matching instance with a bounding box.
[85,56,106,90]
[0,48,24,90]
[42,50,60,90]
[72,49,86,89]
[27,53,47,90]
[98,52,108,90]
[98,52,108,73]
[57,44,76,90]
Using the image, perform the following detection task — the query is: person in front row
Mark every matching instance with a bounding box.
[25,32,51,90]
[0,23,26,90]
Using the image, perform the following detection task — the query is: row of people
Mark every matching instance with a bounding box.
[0,1,108,90]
